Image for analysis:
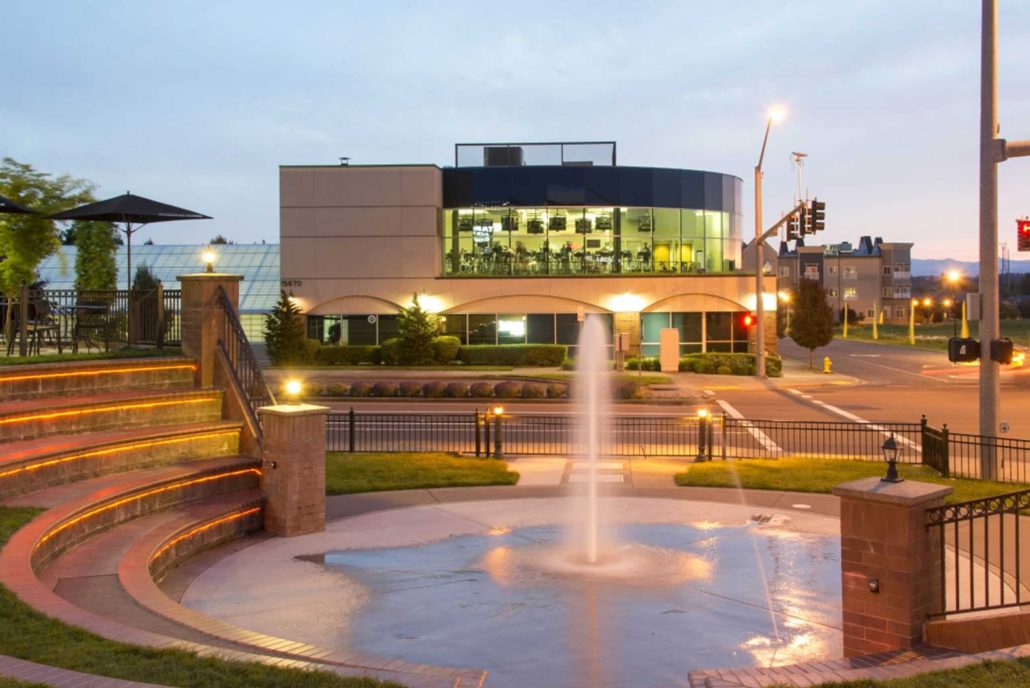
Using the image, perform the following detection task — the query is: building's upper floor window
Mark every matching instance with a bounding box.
[883,287,892,298]
[895,263,911,274]
[803,265,820,280]
[828,265,838,276]
[844,287,857,300]
[843,266,858,279]
[779,266,791,277]
[883,266,893,276]
[828,288,838,297]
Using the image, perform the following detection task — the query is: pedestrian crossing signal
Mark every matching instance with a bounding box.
[948,337,980,363]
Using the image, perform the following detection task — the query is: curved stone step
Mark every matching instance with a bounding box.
[0,389,224,443]
[0,421,242,501]
[0,357,197,402]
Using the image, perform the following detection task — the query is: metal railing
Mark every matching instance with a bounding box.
[720,417,923,461]
[216,285,274,438]
[327,410,478,453]
[1,287,181,355]
[943,432,1030,484]
[926,487,1030,616]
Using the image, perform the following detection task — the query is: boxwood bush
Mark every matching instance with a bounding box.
[521,382,546,399]
[675,353,781,377]
[315,345,381,365]
[431,335,462,364]
[372,381,398,397]
[470,382,495,398]
[422,380,447,398]
[398,380,423,397]
[457,344,567,367]
[445,381,470,398]
[349,381,373,397]
[626,357,661,371]
[614,381,652,400]
[325,382,349,396]
[547,383,567,399]
[494,380,522,398]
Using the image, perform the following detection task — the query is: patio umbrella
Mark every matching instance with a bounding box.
[50,192,211,345]
[0,194,36,214]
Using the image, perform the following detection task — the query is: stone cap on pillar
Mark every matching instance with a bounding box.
[177,273,245,282]
[832,477,953,506]
[257,403,329,418]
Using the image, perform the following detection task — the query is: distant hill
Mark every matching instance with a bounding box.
[912,258,1030,277]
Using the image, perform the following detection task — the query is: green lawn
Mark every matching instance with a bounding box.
[835,320,1030,351]
[675,456,1026,504]
[326,452,519,494]
[779,657,1030,687]
[0,506,403,688]
[524,371,673,385]
[0,348,183,366]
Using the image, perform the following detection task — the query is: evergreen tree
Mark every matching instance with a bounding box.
[264,291,308,365]
[397,293,441,365]
[74,221,118,289]
[790,279,834,369]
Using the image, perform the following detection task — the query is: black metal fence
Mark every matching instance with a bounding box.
[216,285,274,440]
[720,417,923,461]
[926,487,1030,616]
[2,287,182,355]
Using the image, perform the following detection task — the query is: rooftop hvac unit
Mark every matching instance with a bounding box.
[484,146,524,167]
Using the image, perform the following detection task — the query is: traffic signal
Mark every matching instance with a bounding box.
[990,338,1014,365]
[799,205,810,234]
[809,199,826,233]
[786,213,801,240]
[1018,219,1030,252]
[739,312,756,330]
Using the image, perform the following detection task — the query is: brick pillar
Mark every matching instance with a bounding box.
[178,273,243,388]
[257,403,327,536]
[832,478,953,657]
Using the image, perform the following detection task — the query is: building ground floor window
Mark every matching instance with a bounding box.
[305,310,751,358]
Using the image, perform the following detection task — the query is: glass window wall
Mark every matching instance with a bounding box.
[443,204,741,277]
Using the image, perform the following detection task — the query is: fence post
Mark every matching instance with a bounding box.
[484,409,491,454]
[720,415,727,461]
[941,423,950,477]
[348,407,355,453]
[156,281,165,349]
[920,415,928,460]
[474,409,481,458]
[696,414,708,462]
[493,410,504,459]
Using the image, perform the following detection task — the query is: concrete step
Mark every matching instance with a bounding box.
[0,357,197,402]
[0,388,224,443]
[0,421,243,502]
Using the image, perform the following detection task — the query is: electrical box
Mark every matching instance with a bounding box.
[965,293,981,321]
[948,337,980,363]
[990,337,1014,364]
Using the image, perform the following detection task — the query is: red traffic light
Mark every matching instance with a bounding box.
[1019,218,1030,252]
[740,312,756,328]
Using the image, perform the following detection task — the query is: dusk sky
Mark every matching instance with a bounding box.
[4,1,1029,260]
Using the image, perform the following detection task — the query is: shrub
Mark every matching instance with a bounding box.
[397,293,442,364]
[716,365,733,376]
[349,381,373,397]
[521,382,546,399]
[457,344,567,367]
[398,381,423,397]
[470,382,495,398]
[315,345,380,366]
[325,382,349,396]
[264,291,308,365]
[422,381,447,398]
[693,359,714,374]
[614,381,652,400]
[372,381,398,397]
[766,355,783,377]
[494,380,522,398]
[729,356,753,376]
[627,356,660,371]
[380,338,402,365]
[546,383,567,399]
[431,335,462,364]
[445,381,470,398]
[560,358,576,371]
[678,357,695,372]
[302,338,320,364]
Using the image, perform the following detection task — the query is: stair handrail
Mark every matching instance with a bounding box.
[215,285,275,440]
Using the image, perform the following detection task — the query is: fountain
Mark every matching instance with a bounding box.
[182,315,844,687]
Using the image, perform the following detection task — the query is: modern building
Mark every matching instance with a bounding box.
[773,236,913,324]
[36,243,281,338]
[280,142,777,357]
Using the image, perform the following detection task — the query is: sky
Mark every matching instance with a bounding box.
[4,0,1030,261]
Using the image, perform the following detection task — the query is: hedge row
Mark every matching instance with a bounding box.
[320,379,569,399]
[625,353,783,377]
[313,341,568,367]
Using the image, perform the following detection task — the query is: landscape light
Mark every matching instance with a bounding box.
[201,248,217,273]
[881,434,902,483]
[284,379,303,404]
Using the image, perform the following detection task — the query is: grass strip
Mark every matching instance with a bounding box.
[772,656,1030,687]
[675,456,1027,504]
[0,507,402,688]
[326,452,519,494]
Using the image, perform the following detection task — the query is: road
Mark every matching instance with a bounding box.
[714,338,1030,438]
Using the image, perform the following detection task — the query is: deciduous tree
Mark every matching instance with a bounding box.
[790,279,834,369]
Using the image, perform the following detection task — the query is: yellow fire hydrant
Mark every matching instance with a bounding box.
[823,356,832,374]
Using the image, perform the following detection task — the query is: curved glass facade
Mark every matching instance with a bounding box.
[440,166,742,277]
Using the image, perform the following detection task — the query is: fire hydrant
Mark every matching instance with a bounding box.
[823,356,832,374]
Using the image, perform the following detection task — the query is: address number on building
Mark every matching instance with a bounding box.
[281,280,303,288]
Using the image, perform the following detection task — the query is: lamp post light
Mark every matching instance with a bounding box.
[943,298,956,337]
[778,290,792,335]
[492,406,504,459]
[201,248,217,273]
[909,298,918,345]
[284,378,303,405]
[881,434,902,483]
[696,407,710,462]
[754,106,786,379]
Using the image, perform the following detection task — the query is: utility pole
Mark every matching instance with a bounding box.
[979,0,1030,477]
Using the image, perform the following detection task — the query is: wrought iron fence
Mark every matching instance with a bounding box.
[327,410,478,453]
[943,432,1030,484]
[1,287,181,355]
[216,285,274,439]
[720,417,923,462]
[926,487,1030,616]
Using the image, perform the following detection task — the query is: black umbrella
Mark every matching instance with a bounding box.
[0,194,36,214]
[50,192,211,345]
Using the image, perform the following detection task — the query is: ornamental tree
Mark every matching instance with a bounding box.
[789,278,834,369]
[397,293,441,365]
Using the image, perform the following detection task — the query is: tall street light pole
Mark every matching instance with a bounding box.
[754,107,785,379]
[980,0,1030,477]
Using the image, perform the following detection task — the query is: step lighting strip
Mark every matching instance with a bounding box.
[0,363,197,385]
[0,430,239,481]
[151,506,263,562]
[34,468,262,553]
[0,397,213,426]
